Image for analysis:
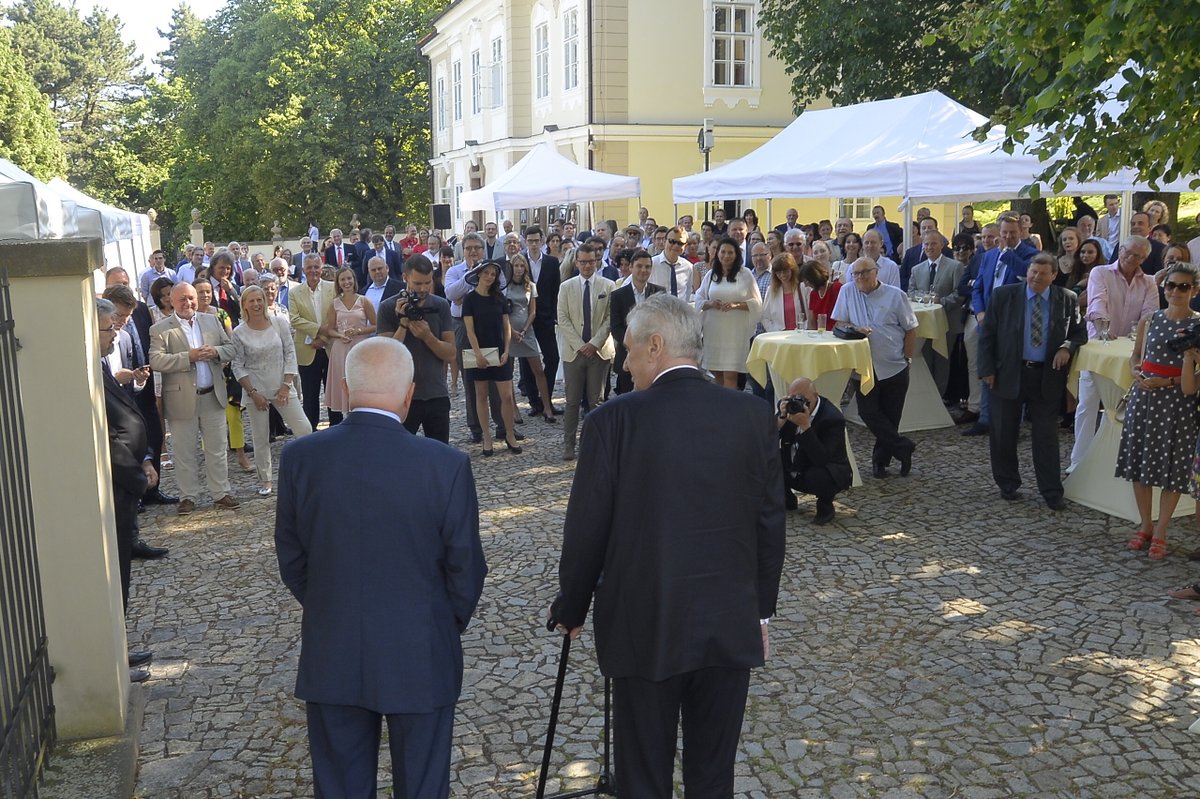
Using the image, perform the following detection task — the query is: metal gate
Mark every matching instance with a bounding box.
[0,264,55,798]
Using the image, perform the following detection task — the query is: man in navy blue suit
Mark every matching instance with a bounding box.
[275,337,487,799]
[963,213,1039,436]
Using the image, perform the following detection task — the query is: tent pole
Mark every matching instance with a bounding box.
[901,201,913,257]
[767,198,773,230]
[1121,191,1133,241]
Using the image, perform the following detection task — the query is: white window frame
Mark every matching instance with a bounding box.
[703,0,763,108]
[837,198,873,223]
[534,22,550,100]
[455,185,464,220]
[470,49,482,115]
[563,9,579,92]
[490,38,504,108]
[436,76,446,131]
[452,60,463,121]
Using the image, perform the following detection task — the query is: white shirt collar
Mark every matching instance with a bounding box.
[351,407,403,424]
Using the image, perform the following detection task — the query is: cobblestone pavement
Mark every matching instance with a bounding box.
[130,390,1200,798]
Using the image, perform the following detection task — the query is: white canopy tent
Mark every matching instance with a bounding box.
[0,159,78,240]
[672,92,990,203]
[460,142,641,212]
[46,178,153,276]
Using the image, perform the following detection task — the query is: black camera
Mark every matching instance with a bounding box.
[779,394,809,419]
[396,290,437,321]
[1166,321,1200,354]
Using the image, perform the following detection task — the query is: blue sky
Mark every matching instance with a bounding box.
[79,0,226,70]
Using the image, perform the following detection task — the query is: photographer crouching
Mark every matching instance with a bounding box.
[778,377,853,524]
[377,256,457,442]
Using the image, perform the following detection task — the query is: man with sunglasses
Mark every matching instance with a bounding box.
[650,226,695,302]
[1068,236,1158,473]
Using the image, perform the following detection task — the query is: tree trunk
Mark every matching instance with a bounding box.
[1009,198,1054,250]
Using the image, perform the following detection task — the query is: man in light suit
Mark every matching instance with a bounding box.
[964,214,1039,436]
[290,254,337,430]
[978,253,1086,510]
[908,231,965,396]
[558,242,614,461]
[1095,194,1122,253]
[149,282,239,514]
[609,249,663,395]
[551,294,785,798]
[276,337,486,799]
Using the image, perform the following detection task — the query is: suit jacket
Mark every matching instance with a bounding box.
[774,222,802,237]
[275,411,487,713]
[288,279,335,366]
[609,282,664,352]
[780,397,852,491]
[910,254,966,335]
[361,248,403,284]
[1096,213,1120,244]
[970,241,1039,314]
[872,220,905,257]
[291,250,311,274]
[551,368,786,679]
[323,243,357,271]
[102,365,149,497]
[899,244,925,290]
[529,254,561,329]
[977,283,1085,402]
[558,274,616,362]
[148,313,236,420]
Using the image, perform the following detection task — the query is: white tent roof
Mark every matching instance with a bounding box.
[0,159,76,239]
[672,91,990,203]
[460,143,640,212]
[47,178,142,242]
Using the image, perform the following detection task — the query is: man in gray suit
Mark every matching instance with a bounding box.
[149,282,239,514]
[909,231,965,396]
[978,253,1086,510]
[275,337,486,799]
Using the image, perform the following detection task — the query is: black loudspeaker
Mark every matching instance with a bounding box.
[431,203,452,231]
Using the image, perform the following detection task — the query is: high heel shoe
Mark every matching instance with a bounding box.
[481,448,494,457]
[543,413,557,423]
[505,440,523,454]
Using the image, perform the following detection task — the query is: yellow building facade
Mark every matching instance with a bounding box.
[422,0,959,238]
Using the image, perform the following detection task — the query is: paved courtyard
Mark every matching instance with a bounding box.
[130,391,1200,798]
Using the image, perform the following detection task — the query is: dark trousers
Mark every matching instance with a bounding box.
[136,390,164,476]
[785,465,843,505]
[520,321,560,411]
[306,701,453,799]
[299,348,330,430]
[855,366,914,467]
[613,667,750,799]
[989,366,1064,500]
[614,346,633,395]
[113,485,139,611]
[453,319,504,437]
[403,397,451,443]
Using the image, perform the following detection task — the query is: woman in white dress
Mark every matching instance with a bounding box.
[231,286,313,495]
[695,237,763,388]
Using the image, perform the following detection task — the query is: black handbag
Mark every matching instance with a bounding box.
[832,325,867,340]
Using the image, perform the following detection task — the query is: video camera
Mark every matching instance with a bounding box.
[1167,320,1200,354]
[778,394,809,419]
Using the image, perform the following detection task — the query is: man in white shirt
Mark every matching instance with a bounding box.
[176,247,205,285]
[609,250,663,394]
[139,250,177,301]
[650,226,694,302]
[727,218,748,263]
[363,257,403,313]
[861,230,902,288]
[558,243,615,461]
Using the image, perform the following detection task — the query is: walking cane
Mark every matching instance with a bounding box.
[536,625,616,799]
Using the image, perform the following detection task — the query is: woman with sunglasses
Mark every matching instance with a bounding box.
[1116,261,1200,559]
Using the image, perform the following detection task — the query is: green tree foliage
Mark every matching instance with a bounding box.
[960,1,1200,192]
[158,0,440,240]
[0,27,66,179]
[758,0,1008,115]
[5,0,156,204]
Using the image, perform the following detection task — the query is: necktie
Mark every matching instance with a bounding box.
[668,263,678,296]
[337,247,344,265]
[582,279,592,343]
[928,260,937,288]
[126,319,145,366]
[1031,295,1044,349]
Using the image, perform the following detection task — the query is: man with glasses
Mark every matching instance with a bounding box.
[1068,236,1158,473]
[650,226,695,302]
[521,226,563,418]
[831,257,919,478]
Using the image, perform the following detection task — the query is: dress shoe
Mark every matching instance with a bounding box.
[784,491,798,510]
[214,494,241,509]
[526,406,545,418]
[551,405,565,415]
[131,541,169,560]
[898,450,914,477]
[563,446,576,461]
[961,423,989,437]
[1045,496,1067,511]
[138,501,146,514]
[130,668,151,684]
[143,490,179,505]
[955,410,980,425]
[470,431,483,444]
[128,650,153,667]
[872,463,887,478]
[813,501,836,525]
[1000,489,1020,501]
[177,498,196,515]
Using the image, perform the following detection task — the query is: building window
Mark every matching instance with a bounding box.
[712,1,753,87]
[470,50,481,115]
[436,77,446,130]
[455,185,464,220]
[491,38,504,108]
[534,23,550,100]
[452,60,462,121]
[563,9,578,91]
[838,198,874,222]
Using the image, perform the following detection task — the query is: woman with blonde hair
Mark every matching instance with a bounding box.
[319,267,376,424]
[505,255,556,423]
[232,286,312,495]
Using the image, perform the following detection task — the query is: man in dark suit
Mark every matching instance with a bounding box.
[778,377,853,524]
[519,225,563,417]
[870,205,905,259]
[978,253,1086,510]
[608,249,663,395]
[550,294,785,798]
[275,337,486,799]
[774,207,801,237]
[292,237,315,277]
[323,228,357,273]
[899,217,947,290]
[362,233,404,284]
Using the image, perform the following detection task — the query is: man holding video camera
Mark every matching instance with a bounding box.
[377,256,456,442]
[778,377,853,525]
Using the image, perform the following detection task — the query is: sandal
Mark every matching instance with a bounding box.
[1128,530,1153,551]
[1167,583,1200,600]
[1148,536,1168,560]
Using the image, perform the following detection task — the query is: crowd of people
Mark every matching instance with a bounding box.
[97,196,1200,793]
